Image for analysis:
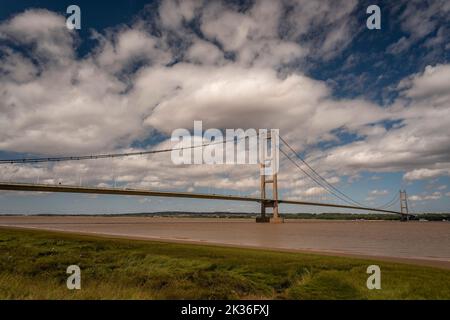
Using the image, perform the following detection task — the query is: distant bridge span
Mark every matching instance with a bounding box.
[0,182,402,215]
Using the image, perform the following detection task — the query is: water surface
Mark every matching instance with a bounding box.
[1,216,449,268]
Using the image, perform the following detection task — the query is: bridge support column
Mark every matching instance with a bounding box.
[400,190,409,222]
[256,131,284,223]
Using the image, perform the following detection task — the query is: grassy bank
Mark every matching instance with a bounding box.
[0,227,449,299]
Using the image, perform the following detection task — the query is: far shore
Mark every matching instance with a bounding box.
[1,212,450,222]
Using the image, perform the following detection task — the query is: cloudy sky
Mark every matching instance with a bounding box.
[0,0,449,214]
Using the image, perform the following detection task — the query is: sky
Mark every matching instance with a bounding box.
[0,0,449,214]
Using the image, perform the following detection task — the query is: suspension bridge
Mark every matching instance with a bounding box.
[0,132,409,222]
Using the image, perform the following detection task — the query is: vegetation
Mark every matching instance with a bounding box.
[0,227,449,299]
[283,213,450,221]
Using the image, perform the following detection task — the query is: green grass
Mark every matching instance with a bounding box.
[0,227,449,299]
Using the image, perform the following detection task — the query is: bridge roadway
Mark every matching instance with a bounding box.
[0,182,402,215]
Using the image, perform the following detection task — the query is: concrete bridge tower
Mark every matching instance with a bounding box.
[256,130,284,223]
[400,190,409,221]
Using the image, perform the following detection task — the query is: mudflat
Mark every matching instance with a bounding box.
[1,216,449,268]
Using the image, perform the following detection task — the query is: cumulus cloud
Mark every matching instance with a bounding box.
[404,168,450,181]
[185,39,225,65]
[0,1,449,203]
[199,0,308,68]
[313,64,450,177]
[0,56,148,154]
[370,189,388,196]
[159,0,201,30]
[302,187,327,196]
[398,64,450,102]
[92,28,171,73]
[409,192,442,201]
[0,3,388,157]
[0,9,74,63]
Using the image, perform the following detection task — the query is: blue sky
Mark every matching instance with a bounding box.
[0,0,449,214]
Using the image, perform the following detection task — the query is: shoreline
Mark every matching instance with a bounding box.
[1,223,449,270]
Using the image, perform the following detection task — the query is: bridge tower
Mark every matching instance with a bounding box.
[256,130,284,223]
[400,190,409,221]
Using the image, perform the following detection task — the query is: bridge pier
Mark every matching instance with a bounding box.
[256,200,283,223]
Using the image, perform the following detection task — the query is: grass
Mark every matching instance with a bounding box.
[0,227,449,299]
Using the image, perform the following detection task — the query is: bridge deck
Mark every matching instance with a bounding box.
[0,182,402,214]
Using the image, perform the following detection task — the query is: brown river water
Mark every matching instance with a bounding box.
[1,216,449,268]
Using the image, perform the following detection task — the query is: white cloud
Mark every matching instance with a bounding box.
[370,189,388,196]
[303,187,327,196]
[0,4,369,158]
[409,192,442,201]
[93,28,171,72]
[286,186,328,199]
[0,9,74,62]
[200,0,306,68]
[326,176,340,184]
[404,168,450,181]
[313,64,450,176]
[0,48,38,82]
[159,0,200,30]
[398,64,450,101]
[185,39,225,65]
[0,56,148,154]
[0,3,450,197]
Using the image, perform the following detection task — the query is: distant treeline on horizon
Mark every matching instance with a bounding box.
[2,212,449,221]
